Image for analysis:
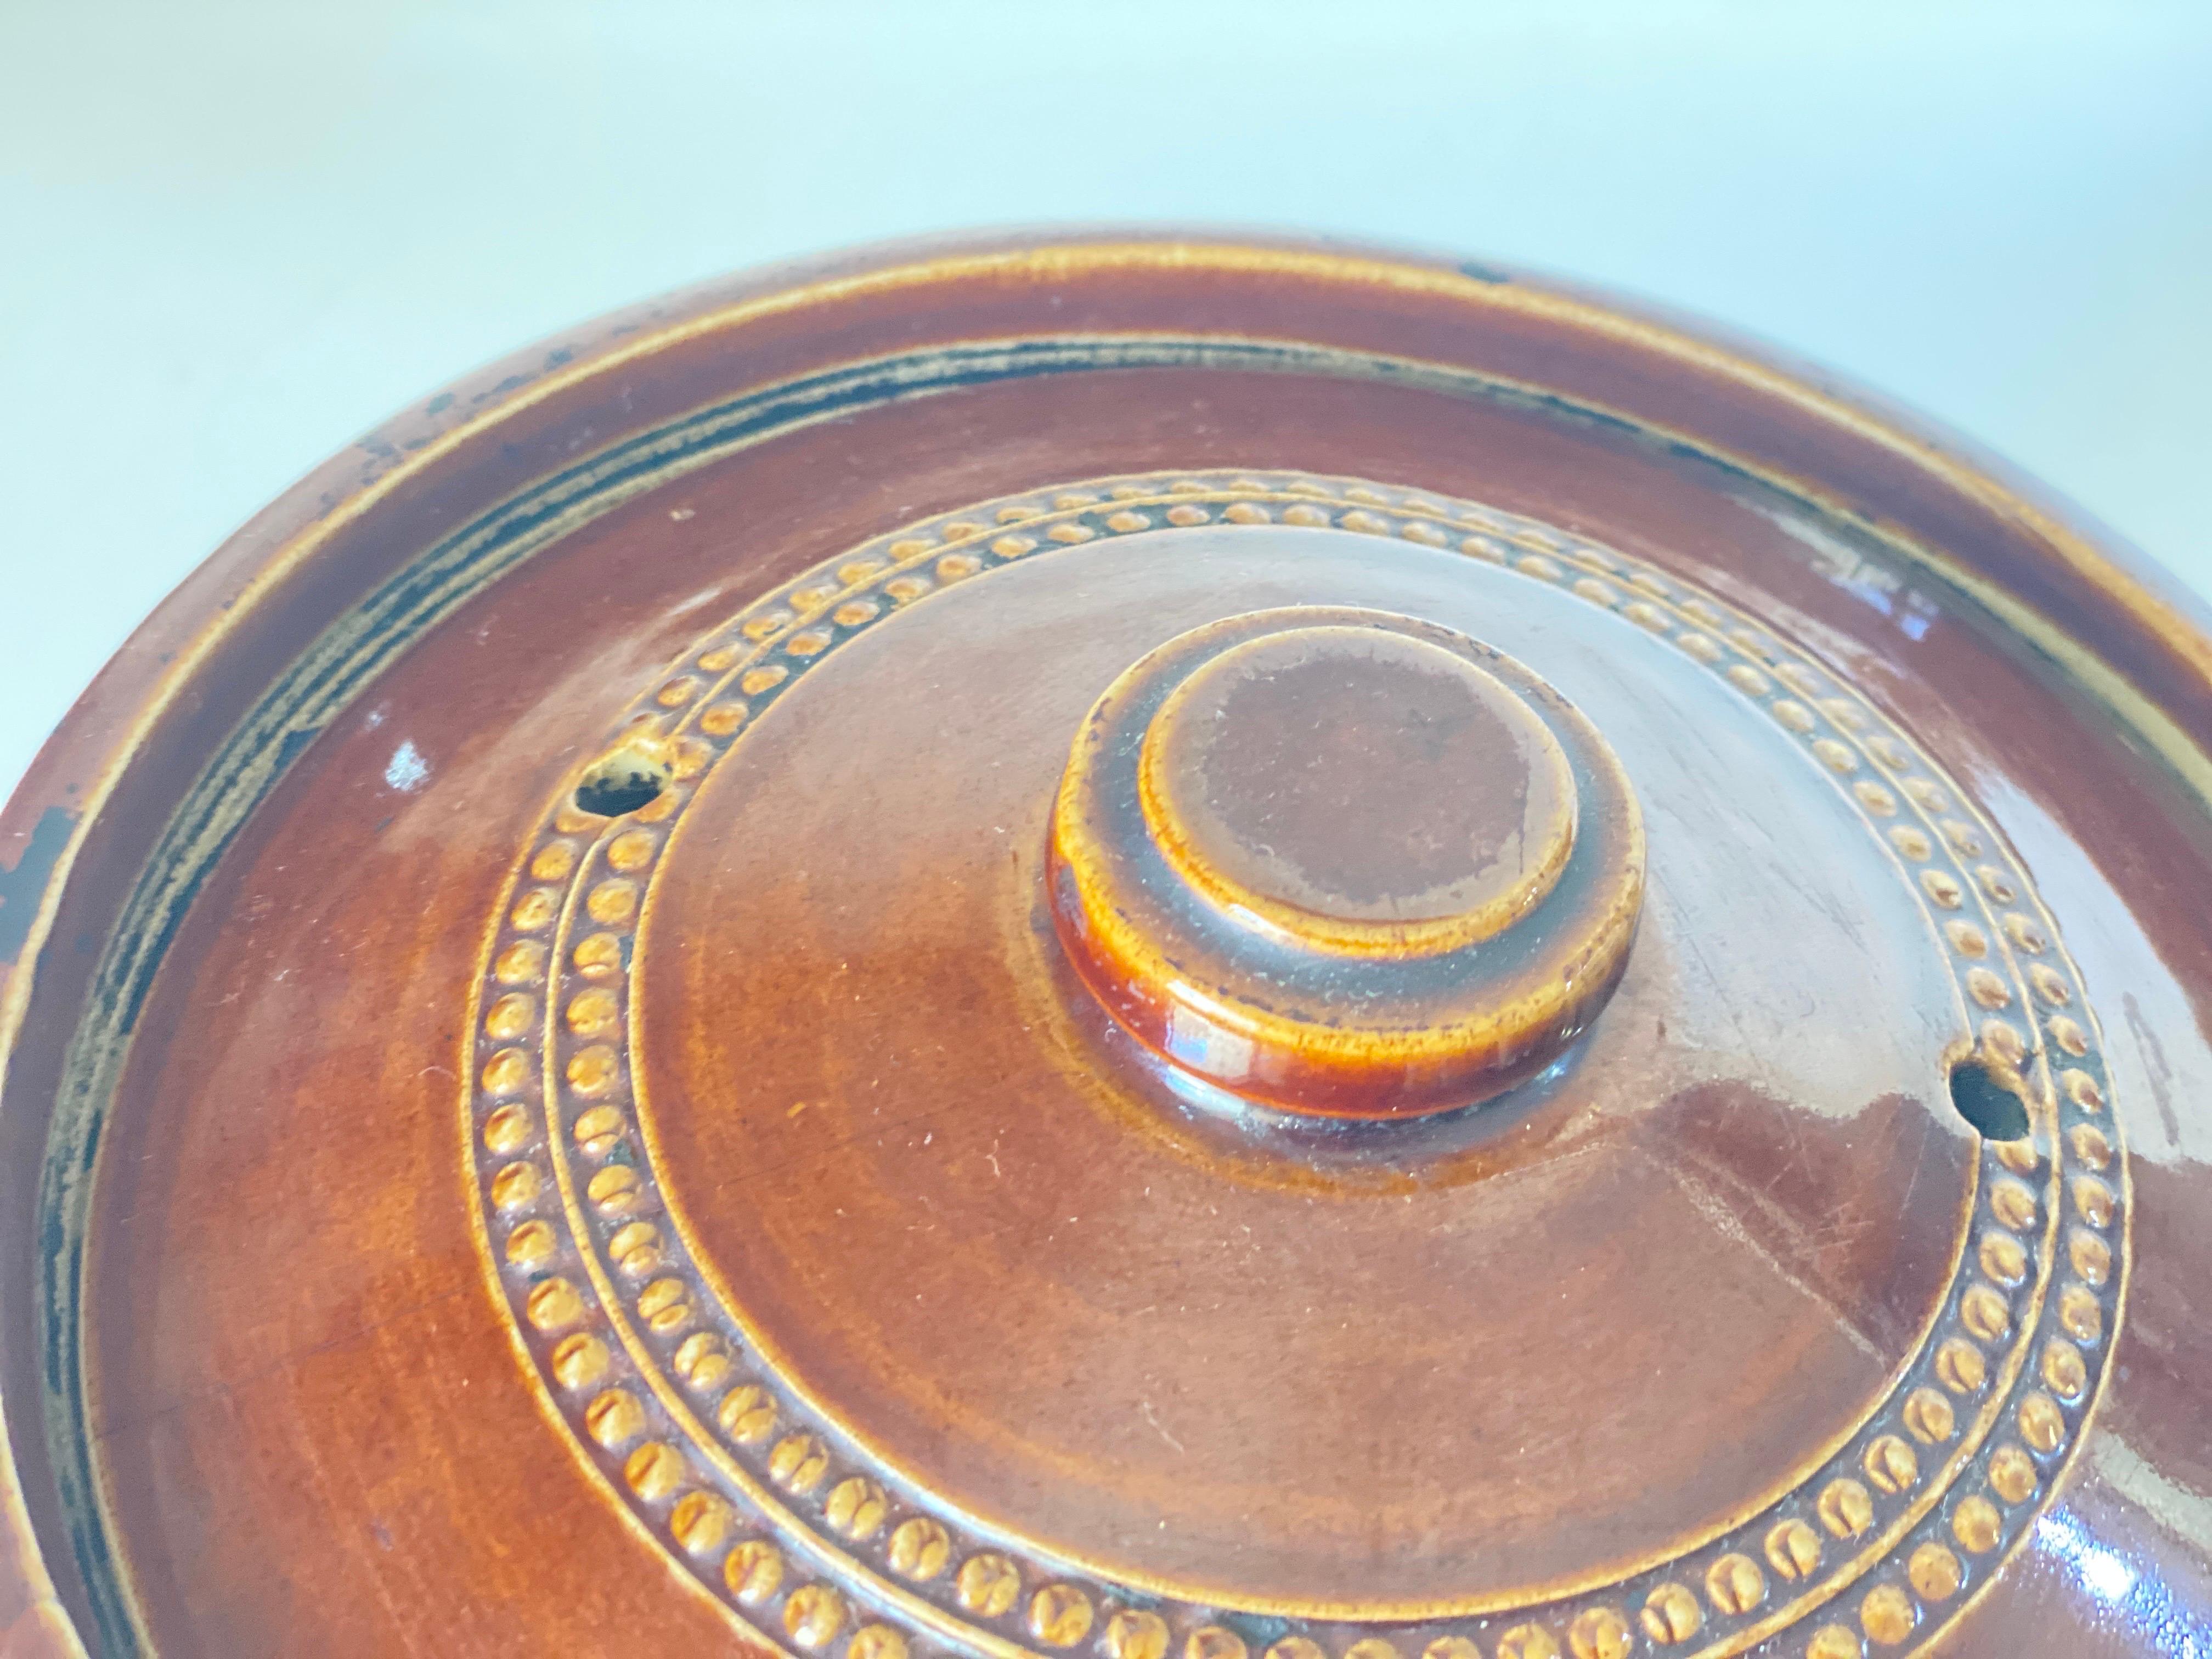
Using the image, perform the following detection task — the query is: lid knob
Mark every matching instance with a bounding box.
[1048,607,1645,1118]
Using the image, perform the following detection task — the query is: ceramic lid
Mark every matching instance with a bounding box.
[2,233,2209,1659]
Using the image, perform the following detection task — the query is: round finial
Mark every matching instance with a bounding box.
[1138,625,1580,957]
[1048,607,1644,1118]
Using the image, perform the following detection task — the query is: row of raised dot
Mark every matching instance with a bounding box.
[614,1221,667,1279]
[1819,1477,1875,1540]
[573,1103,625,1157]
[489,479,2123,1659]
[514,810,651,1295]
[483,1101,534,1156]
[825,1475,888,1540]
[1709,641,1899,793]
[743,611,793,641]
[585,1161,642,1215]
[1677,631,1722,664]
[484,991,535,1040]
[567,986,621,1037]
[713,1499,923,1654]
[1772,697,1816,733]
[1965,967,2012,1011]
[585,877,639,926]
[636,1277,692,1335]
[566,1042,619,1094]
[504,1215,554,1269]
[2058,1281,2104,1341]
[1863,1435,1919,1496]
[956,1551,1019,1616]
[1082,1623,1654,1659]
[2068,1121,2112,1171]
[490,1159,541,1211]
[2042,1340,2089,1400]
[2074,1172,2116,1228]
[719,1384,776,1445]
[668,1325,731,1388]
[768,1431,830,1493]
[498,562,1092,1654]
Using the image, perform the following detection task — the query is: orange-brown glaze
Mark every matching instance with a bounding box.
[629,495,1982,1620]
[1137,624,1577,951]
[0,235,2197,1658]
[1049,605,1642,1116]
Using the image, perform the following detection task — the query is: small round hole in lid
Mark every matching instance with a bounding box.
[1,234,2194,1658]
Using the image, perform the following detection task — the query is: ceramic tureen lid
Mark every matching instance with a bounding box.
[3,233,2209,1659]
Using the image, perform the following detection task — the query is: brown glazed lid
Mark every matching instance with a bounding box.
[1,232,2209,1659]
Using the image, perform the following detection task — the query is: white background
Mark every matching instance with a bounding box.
[2,0,2208,796]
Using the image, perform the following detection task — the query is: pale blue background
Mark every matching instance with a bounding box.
[3,0,2209,795]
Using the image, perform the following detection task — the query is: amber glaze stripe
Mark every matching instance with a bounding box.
[6,244,2163,1647]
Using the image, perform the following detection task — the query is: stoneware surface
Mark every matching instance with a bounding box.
[1,232,2208,1658]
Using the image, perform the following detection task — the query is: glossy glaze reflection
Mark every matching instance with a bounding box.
[0,235,2201,1659]
[1048,605,1643,1118]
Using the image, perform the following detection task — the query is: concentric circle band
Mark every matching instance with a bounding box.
[462,470,2128,1659]
[1135,624,1581,958]
[1049,606,1645,1119]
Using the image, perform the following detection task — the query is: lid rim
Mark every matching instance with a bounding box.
[0,229,2195,1657]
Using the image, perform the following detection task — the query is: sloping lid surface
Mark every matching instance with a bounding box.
[2,234,2209,1659]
